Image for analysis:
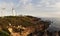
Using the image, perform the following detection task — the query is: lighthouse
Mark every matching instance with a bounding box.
[11,8,16,16]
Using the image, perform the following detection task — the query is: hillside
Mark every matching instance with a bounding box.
[0,15,51,36]
[0,15,51,28]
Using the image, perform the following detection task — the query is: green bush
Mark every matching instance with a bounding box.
[0,31,10,36]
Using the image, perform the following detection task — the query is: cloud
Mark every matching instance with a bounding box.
[20,0,28,5]
[0,2,14,8]
[0,0,60,17]
[54,2,60,8]
[14,0,60,18]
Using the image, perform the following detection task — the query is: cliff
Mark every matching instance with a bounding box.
[0,15,51,36]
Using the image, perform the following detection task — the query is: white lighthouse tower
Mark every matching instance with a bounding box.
[11,8,16,16]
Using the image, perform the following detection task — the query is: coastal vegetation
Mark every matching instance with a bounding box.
[0,15,51,36]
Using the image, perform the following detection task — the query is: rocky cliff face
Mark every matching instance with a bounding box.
[0,16,51,36]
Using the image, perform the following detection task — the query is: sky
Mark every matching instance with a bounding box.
[0,0,60,17]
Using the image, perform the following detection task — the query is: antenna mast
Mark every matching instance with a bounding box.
[1,8,5,16]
